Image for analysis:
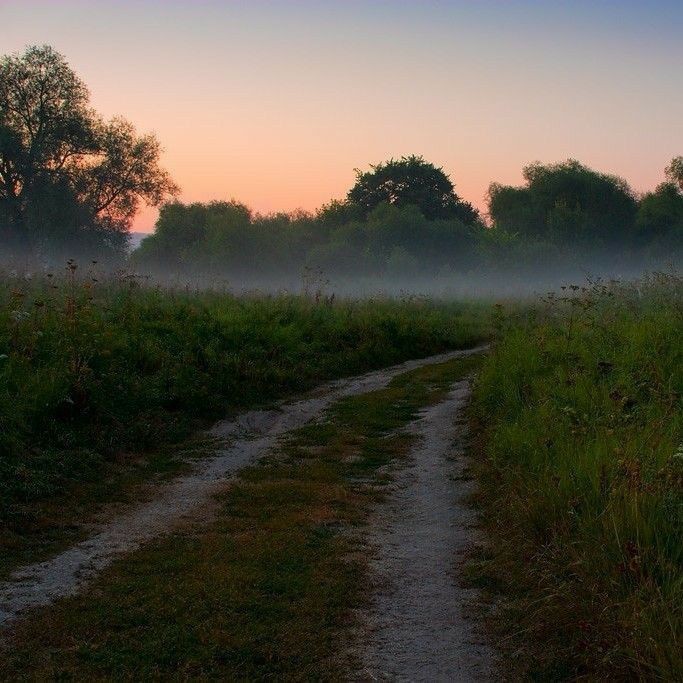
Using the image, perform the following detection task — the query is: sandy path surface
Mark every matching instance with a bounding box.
[358,380,493,682]
[0,346,486,628]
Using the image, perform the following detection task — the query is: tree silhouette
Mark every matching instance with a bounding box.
[347,155,478,224]
[488,160,638,245]
[0,45,177,258]
[666,157,683,191]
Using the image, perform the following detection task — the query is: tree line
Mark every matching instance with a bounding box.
[135,154,682,285]
[2,45,681,283]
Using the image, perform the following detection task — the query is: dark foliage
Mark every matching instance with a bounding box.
[488,159,639,246]
[347,155,479,224]
[0,46,177,264]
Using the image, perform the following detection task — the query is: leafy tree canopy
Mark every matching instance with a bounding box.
[488,159,638,245]
[666,156,683,191]
[647,156,683,250]
[347,155,479,224]
[0,45,177,260]
[636,182,683,249]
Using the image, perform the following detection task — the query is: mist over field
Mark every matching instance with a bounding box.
[1,46,681,299]
[129,155,683,298]
[1,6,682,679]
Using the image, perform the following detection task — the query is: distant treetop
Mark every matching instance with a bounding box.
[487,159,638,245]
[347,155,479,225]
[666,157,683,191]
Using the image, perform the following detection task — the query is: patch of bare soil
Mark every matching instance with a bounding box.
[357,381,493,682]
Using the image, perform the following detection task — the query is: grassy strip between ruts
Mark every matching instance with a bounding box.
[466,274,682,681]
[0,353,483,680]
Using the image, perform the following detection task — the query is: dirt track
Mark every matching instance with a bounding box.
[357,380,493,681]
[0,346,487,629]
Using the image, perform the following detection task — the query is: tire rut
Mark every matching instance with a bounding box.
[0,346,487,628]
[357,380,493,682]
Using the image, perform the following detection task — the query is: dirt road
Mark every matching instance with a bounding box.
[0,347,487,630]
[357,380,493,681]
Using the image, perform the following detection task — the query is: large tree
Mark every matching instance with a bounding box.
[488,160,638,246]
[347,155,479,224]
[0,45,177,259]
[635,158,683,250]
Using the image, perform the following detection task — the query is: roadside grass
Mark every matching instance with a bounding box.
[0,435,217,581]
[0,355,482,680]
[0,268,491,576]
[468,274,682,680]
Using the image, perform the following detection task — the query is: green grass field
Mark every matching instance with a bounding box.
[1,268,680,680]
[470,273,682,680]
[0,270,491,574]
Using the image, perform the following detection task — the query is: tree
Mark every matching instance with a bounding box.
[81,118,177,232]
[487,183,545,236]
[347,155,479,224]
[666,157,683,191]
[315,199,363,229]
[0,45,177,259]
[636,183,683,247]
[133,201,253,274]
[635,160,683,251]
[488,160,638,246]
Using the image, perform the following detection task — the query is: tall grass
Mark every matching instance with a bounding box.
[0,268,490,535]
[472,274,682,679]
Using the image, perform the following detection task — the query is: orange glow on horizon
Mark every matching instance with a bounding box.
[4,1,681,234]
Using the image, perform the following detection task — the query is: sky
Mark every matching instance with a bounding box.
[3,0,682,232]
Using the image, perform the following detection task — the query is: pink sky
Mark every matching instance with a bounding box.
[4,1,682,232]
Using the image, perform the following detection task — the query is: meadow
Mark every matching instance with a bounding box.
[2,32,682,682]
[471,273,682,679]
[1,265,681,680]
[0,268,491,572]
